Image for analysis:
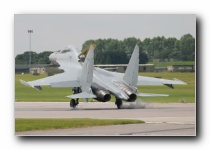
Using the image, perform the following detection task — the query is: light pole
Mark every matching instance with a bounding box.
[28,30,33,73]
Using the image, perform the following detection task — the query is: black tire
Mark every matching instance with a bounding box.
[117,104,121,109]
[76,98,79,105]
[115,98,122,109]
[70,99,76,108]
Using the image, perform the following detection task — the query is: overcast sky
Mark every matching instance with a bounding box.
[14,14,196,56]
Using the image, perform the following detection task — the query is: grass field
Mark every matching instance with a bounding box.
[15,72,195,103]
[15,74,71,102]
[15,118,144,132]
[148,61,195,67]
[137,72,195,103]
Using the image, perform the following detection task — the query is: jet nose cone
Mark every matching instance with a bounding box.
[49,53,56,62]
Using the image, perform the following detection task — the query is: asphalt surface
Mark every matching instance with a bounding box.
[15,101,196,136]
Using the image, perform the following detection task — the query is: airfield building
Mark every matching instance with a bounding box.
[167,65,195,72]
[94,64,154,73]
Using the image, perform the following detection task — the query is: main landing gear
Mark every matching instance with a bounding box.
[70,99,79,108]
[115,98,122,109]
[70,87,81,109]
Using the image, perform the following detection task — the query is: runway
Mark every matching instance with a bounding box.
[15,101,196,136]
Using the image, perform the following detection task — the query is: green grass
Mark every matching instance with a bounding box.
[16,74,71,102]
[138,72,195,103]
[15,118,144,132]
[15,72,195,103]
[148,61,195,67]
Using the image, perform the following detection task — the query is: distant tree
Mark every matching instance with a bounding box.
[122,37,141,54]
[37,51,52,64]
[15,51,52,64]
[179,34,195,61]
[105,39,119,51]
[82,37,148,64]
[139,52,149,64]
[109,50,128,64]
[170,40,181,60]
[104,54,112,64]
[142,38,153,61]
[15,51,38,64]
[82,34,194,64]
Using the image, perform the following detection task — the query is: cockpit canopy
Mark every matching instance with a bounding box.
[55,49,71,53]
[60,49,71,53]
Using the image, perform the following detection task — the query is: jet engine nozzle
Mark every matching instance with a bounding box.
[113,81,137,102]
[91,83,111,102]
[122,88,137,102]
[128,93,137,102]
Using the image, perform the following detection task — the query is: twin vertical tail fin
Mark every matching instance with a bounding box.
[79,44,94,87]
[123,45,139,87]
[67,45,96,99]
[123,45,169,97]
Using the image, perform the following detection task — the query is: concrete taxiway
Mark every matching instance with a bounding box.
[15,101,196,136]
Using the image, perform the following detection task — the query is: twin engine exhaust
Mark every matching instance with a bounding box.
[113,81,137,102]
[91,83,111,102]
[85,81,137,102]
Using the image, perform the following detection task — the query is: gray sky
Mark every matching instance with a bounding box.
[14,14,196,56]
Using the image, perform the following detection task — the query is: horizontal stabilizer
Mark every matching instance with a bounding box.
[19,79,42,91]
[173,78,187,84]
[66,92,96,99]
[137,92,168,97]
[19,79,30,87]
[137,76,187,86]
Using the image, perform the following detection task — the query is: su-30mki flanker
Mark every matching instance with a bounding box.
[20,44,187,109]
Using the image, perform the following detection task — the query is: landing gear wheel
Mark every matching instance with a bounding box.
[76,99,79,106]
[115,98,122,109]
[70,87,81,109]
[70,99,76,108]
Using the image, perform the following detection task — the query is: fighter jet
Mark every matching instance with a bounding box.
[20,44,187,109]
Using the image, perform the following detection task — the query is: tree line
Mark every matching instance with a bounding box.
[82,34,195,64]
[15,51,52,64]
[15,34,195,64]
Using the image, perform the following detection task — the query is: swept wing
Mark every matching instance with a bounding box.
[19,45,95,94]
